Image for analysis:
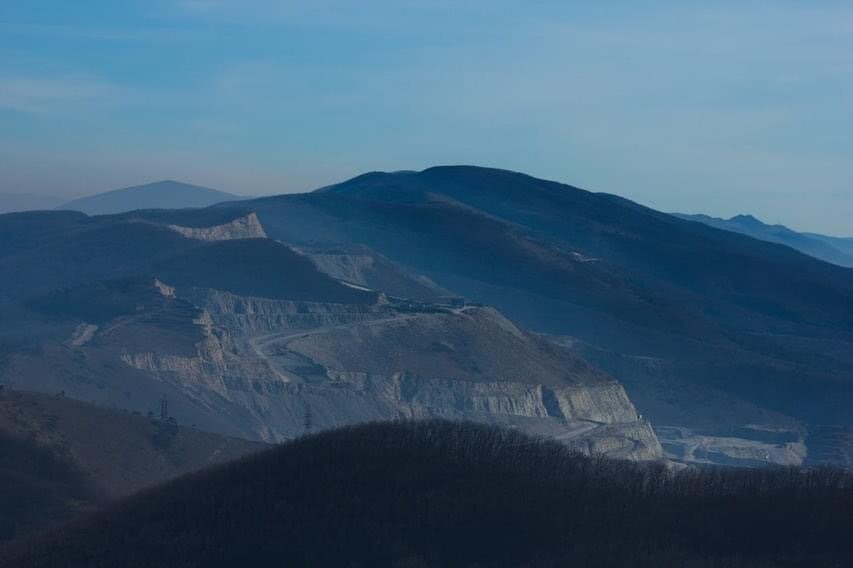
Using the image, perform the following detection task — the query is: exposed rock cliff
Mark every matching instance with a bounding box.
[166,212,267,241]
[550,335,807,466]
[2,270,661,461]
[117,287,662,460]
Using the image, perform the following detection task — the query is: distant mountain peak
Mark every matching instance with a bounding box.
[117,179,211,191]
[675,212,853,268]
[60,180,239,215]
[730,214,762,225]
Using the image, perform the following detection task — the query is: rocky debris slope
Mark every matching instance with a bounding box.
[298,244,450,301]
[0,207,663,461]
[117,286,662,460]
[3,279,661,459]
[550,335,808,466]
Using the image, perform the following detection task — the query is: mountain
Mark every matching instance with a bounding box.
[0,193,64,214]
[804,232,853,257]
[239,165,853,466]
[0,209,360,305]
[0,206,660,460]
[6,166,852,466]
[675,213,853,268]
[0,388,263,543]
[0,210,200,304]
[60,180,240,215]
[3,421,851,568]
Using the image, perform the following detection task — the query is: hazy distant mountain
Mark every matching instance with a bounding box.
[60,180,239,215]
[675,213,853,268]
[802,232,853,256]
[0,192,63,213]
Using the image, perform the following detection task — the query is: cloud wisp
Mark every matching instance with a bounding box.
[0,75,132,115]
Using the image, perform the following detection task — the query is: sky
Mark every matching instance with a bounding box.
[1,1,851,235]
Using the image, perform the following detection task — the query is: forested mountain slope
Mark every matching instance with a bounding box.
[3,421,850,568]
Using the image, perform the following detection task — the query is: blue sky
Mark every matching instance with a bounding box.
[1,1,851,234]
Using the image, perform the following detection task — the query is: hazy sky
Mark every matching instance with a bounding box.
[1,1,851,234]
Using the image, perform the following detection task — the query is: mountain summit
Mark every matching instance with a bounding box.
[60,180,239,215]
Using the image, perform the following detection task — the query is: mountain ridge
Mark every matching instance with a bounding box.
[60,180,241,215]
[5,164,852,466]
[236,165,853,465]
[674,212,853,268]
[3,421,850,568]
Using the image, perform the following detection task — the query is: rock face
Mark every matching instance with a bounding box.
[552,335,808,466]
[0,206,662,462]
[166,212,267,241]
[116,286,662,460]
[299,244,450,301]
[3,286,662,459]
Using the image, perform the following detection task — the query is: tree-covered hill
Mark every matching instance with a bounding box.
[4,420,851,567]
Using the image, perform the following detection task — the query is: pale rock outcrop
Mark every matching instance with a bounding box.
[166,213,267,241]
[120,288,663,461]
